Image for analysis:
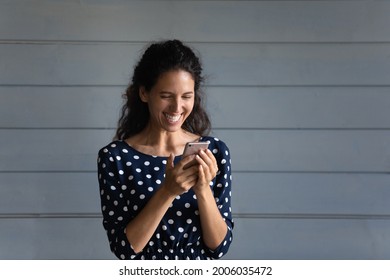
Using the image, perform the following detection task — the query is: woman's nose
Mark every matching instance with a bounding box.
[170,97,181,112]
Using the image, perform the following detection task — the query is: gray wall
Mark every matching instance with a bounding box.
[1,0,389,259]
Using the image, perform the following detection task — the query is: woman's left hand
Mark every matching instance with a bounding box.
[193,149,218,193]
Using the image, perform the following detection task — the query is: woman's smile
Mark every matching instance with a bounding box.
[164,113,182,124]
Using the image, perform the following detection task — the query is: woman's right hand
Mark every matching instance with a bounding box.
[162,154,199,196]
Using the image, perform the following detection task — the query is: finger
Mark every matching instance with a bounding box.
[195,154,212,180]
[204,149,218,168]
[166,153,175,170]
[196,150,215,171]
[204,149,218,174]
[198,164,206,181]
[196,151,217,179]
[179,154,197,170]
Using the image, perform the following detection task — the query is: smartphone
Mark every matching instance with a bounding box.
[182,141,209,157]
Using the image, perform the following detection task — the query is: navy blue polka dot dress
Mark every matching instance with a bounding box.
[97,136,233,260]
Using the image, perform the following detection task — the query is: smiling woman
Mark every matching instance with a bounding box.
[97,39,233,260]
[138,70,196,136]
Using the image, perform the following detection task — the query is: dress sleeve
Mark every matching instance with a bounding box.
[97,146,138,260]
[206,139,234,259]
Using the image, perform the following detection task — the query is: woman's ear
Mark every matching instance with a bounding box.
[139,86,149,103]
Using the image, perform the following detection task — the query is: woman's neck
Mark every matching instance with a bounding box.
[126,125,200,157]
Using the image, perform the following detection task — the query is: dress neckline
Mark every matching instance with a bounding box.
[120,137,205,159]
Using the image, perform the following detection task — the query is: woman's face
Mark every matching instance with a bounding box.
[140,69,195,133]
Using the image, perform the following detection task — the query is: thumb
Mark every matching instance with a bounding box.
[166,153,175,170]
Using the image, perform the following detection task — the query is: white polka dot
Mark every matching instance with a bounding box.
[162,160,167,164]
[108,211,114,216]
[156,179,161,184]
[130,189,136,195]
[110,186,116,190]
[116,156,121,161]
[144,161,150,166]
[218,252,224,258]
[139,194,145,199]
[117,216,123,221]
[138,181,143,185]
[186,219,192,224]
[192,226,197,232]
[121,185,127,190]
[123,206,128,212]
[136,168,141,173]
[119,170,124,175]
[120,254,125,259]
[111,144,117,148]
[128,175,134,180]
[126,161,132,166]
[133,205,138,211]
[176,211,182,216]
[146,174,152,179]
[221,159,227,164]
[133,155,140,160]
[154,167,160,171]
[168,219,174,224]
[162,225,167,231]
[213,149,218,154]
[108,172,114,177]
[148,187,154,192]
[170,235,175,241]
[103,148,108,153]
[178,227,184,233]
[122,149,128,153]
[185,203,190,208]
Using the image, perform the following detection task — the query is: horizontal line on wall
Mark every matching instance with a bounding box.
[1,127,390,131]
[2,84,390,88]
[1,39,390,45]
[0,170,389,175]
[0,213,102,219]
[234,213,390,220]
[1,213,389,220]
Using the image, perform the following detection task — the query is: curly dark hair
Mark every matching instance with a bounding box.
[115,39,211,140]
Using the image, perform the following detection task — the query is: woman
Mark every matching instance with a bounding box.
[97,39,233,260]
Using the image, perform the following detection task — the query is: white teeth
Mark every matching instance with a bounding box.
[164,113,181,123]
